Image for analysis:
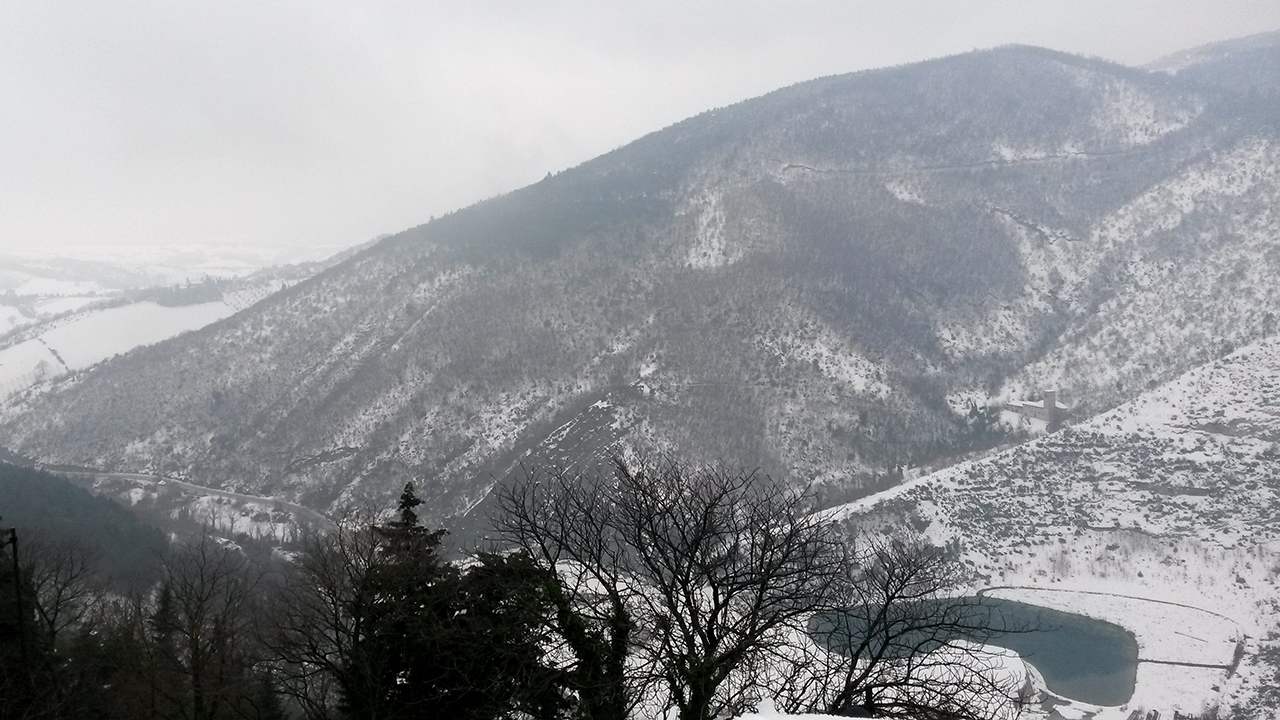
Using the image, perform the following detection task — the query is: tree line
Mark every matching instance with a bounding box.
[2,458,1030,720]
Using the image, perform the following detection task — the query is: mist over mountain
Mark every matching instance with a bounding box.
[3,42,1279,530]
[1148,30,1280,95]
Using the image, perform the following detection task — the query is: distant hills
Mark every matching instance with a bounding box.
[0,242,372,398]
[1147,30,1280,95]
[3,38,1280,530]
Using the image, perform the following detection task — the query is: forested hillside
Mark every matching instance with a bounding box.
[0,463,167,588]
[2,44,1279,529]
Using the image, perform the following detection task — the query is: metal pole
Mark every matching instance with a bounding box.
[5,528,26,670]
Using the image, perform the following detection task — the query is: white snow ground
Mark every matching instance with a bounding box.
[0,301,236,396]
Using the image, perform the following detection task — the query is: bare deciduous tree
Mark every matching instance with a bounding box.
[153,532,265,720]
[263,511,383,719]
[774,536,1030,719]
[21,534,103,648]
[496,457,1029,720]
[496,457,844,720]
[495,464,640,720]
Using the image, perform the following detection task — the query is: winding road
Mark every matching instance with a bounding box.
[52,468,338,532]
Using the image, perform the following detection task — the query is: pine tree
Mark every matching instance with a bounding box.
[341,482,453,719]
[396,482,423,528]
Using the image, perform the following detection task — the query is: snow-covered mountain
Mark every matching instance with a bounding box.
[1,44,1277,535]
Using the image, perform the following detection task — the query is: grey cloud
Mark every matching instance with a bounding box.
[1,0,1277,254]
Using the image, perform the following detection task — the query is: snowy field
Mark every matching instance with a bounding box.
[0,301,236,395]
[0,241,350,342]
[987,586,1240,718]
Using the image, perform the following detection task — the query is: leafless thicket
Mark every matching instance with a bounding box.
[264,511,386,719]
[775,537,1031,719]
[150,532,268,720]
[495,457,1028,720]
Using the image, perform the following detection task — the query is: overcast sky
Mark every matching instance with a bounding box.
[3,1,1278,259]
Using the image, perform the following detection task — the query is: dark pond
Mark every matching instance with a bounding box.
[977,598,1138,706]
[819,597,1138,706]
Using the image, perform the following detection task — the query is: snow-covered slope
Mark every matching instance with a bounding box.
[1002,134,1280,415]
[832,334,1280,718]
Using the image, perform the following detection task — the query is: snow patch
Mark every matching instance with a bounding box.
[885,180,926,204]
[685,189,737,269]
[1093,81,1198,146]
[790,337,889,399]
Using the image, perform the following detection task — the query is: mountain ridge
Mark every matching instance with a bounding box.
[2,43,1276,530]
[1146,29,1280,96]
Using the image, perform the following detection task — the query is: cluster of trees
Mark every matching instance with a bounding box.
[132,277,227,307]
[492,459,1028,720]
[2,459,1028,719]
[0,530,283,720]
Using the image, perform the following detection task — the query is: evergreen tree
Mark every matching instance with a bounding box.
[251,671,289,720]
[299,483,571,720]
[339,482,452,719]
[435,551,568,720]
[395,482,423,528]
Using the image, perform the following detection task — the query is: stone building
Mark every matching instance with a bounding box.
[1003,389,1068,426]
